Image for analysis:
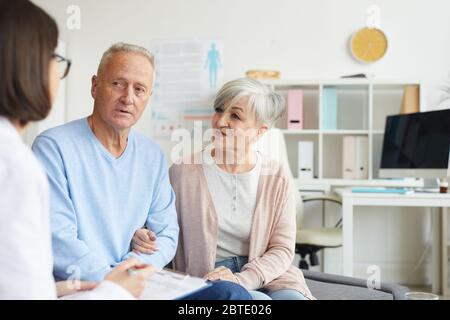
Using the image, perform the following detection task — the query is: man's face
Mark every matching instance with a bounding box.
[91,52,154,131]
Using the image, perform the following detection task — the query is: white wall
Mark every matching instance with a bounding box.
[34,0,450,131]
[33,0,450,285]
[24,41,67,146]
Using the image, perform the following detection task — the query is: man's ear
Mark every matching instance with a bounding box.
[91,75,98,99]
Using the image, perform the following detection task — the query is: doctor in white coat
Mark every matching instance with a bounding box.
[0,0,155,299]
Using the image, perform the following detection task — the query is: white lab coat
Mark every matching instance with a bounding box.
[0,117,133,300]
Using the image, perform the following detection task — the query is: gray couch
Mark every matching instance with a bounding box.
[303,269,410,300]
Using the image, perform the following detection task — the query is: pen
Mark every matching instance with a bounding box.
[127,264,151,276]
[128,268,139,276]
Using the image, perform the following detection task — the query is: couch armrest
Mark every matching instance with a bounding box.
[302,269,410,300]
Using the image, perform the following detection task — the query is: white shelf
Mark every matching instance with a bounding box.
[281,129,320,134]
[263,78,421,86]
[322,130,370,135]
[296,178,424,189]
[271,79,421,182]
[281,129,373,135]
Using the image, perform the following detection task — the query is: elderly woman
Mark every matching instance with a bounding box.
[133,78,314,300]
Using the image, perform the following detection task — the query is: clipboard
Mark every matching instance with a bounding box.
[140,268,211,300]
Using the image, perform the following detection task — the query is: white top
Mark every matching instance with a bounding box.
[202,149,261,261]
[0,117,132,300]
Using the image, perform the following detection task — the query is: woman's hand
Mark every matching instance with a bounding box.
[55,280,98,298]
[132,228,157,254]
[105,257,156,298]
[204,266,239,283]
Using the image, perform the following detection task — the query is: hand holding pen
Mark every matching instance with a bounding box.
[105,257,156,298]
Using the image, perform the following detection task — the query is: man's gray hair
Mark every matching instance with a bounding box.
[97,42,155,75]
[213,78,286,127]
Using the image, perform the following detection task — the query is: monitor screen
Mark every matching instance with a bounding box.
[379,109,450,178]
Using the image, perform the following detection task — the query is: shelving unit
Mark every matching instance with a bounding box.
[263,79,423,183]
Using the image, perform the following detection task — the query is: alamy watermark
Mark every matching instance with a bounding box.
[169,122,279,166]
[66,5,81,30]
[66,265,82,290]
[366,265,381,290]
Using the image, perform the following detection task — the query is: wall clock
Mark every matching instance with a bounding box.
[350,27,388,63]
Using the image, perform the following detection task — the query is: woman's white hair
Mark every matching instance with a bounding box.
[213,77,285,127]
[97,42,155,76]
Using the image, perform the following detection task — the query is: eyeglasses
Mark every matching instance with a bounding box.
[52,53,72,79]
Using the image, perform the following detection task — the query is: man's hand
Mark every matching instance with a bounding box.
[132,228,157,254]
[204,266,239,283]
[55,280,99,298]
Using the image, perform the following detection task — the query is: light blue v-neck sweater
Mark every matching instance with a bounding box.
[32,118,179,281]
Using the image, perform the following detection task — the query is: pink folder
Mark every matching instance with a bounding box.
[343,136,368,179]
[343,136,356,179]
[287,90,303,130]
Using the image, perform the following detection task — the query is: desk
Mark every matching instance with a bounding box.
[335,189,450,295]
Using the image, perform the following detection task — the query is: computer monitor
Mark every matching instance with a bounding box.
[379,109,450,179]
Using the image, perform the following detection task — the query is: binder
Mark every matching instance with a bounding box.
[351,187,414,195]
[342,136,368,179]
[400,85,420,114]
[323,87,337,130]
[298,141,314,180]
[287,89,303,129]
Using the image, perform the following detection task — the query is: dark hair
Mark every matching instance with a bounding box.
[0,0,59,126]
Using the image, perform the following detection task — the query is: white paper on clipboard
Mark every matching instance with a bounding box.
[140,269,210,300]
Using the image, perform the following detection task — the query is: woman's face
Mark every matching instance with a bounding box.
[212,96,267,156]
[48,57,60,105]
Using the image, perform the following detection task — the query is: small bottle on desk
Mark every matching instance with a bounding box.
[439,181,448,194]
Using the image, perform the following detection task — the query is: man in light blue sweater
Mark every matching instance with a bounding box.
[32,42,251,300]
[33,117,175,281]
[32,43,178,282]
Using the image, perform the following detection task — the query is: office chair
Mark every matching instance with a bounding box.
[295,193,342,269]
[257,128,343,270]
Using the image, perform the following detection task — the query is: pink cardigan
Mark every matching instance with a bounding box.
[170,152,314,299]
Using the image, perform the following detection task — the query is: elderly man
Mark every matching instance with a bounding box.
[32,43,251,300]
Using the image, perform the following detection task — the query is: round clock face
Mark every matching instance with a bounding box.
[350,27,388,63]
